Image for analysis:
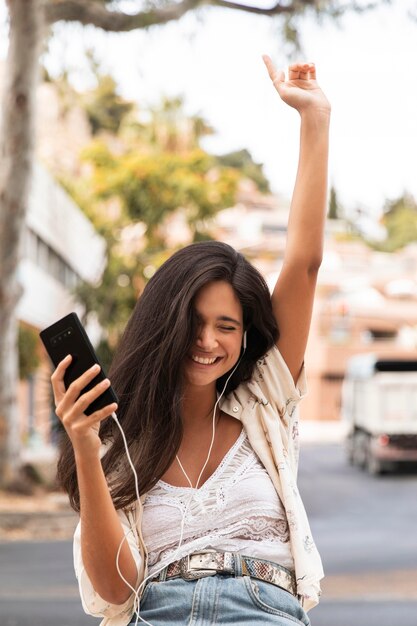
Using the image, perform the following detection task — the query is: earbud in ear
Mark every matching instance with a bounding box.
[243,330,247,350]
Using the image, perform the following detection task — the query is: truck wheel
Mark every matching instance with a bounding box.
[366,454,383,476]
[346,434,355,465]
[352,431,367,468]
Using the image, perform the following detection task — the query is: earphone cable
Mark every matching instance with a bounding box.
[110,337,246,626]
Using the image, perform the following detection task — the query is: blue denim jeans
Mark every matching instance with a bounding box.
[130,574,311,626]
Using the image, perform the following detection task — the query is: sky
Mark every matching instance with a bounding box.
[1,0,417,219]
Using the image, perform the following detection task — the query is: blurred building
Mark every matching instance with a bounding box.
[17,163,105,449]
[209,179,288,279]
[303,240,417,421]
[214,182,417,422]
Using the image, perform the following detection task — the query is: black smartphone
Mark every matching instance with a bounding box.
[40,312,118,416]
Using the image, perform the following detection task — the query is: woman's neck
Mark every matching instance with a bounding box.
[181,383,218,432]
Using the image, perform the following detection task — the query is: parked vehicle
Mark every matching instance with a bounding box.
[341,353,417,474]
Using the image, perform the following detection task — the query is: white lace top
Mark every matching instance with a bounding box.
[142,429,294,576]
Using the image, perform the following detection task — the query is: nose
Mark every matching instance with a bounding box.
[196,325,218,351]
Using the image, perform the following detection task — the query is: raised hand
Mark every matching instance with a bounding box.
[262,56,330,116]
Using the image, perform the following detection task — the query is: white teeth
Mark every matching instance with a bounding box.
[191,355,218,365]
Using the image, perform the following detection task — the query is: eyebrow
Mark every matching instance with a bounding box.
[217,316,242,327]
[194,311,242,327]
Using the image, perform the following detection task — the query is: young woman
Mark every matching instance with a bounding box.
[51,56,330,626]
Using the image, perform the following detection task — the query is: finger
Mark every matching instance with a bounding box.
[262,56,286,94]
[301,63,316,80]
[88,403,118,424]
[289,62,315,80]
[68,403,118,436]
[56,363,102,416]
[51,354,72,405]
[66,363,101,402]
[58,372,106,420]
[56,375,112,422]
[289,67,300,80]
[72,377,112,416]
[308,63,317,80]
[262,54,284,84]
[288,62,310,71]
[273,70,285,88]
[288,63,309,80]
[262,54,276,79]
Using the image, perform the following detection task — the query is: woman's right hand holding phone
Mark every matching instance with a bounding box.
[52,358,137,604]
[51,355,118,458]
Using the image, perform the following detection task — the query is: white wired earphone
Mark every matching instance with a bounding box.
[110,330,247,626]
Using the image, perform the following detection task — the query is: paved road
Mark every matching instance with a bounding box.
[300,443,417,625]
[1,442,417,626]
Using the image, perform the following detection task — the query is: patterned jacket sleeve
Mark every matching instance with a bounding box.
[251,345,307,416]
[246,345,308,475]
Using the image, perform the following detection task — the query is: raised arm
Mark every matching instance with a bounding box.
[263,57,331,385]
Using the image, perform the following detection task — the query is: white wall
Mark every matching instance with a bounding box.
[16,162,106,331]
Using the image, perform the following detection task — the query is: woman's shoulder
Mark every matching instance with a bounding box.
[222,344,307,416]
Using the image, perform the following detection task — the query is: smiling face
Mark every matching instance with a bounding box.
[183,280,244,391]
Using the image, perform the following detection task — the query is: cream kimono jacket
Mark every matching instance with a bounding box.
[73,345,324,625]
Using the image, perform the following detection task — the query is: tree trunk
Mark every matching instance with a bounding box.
[0,0,44,487]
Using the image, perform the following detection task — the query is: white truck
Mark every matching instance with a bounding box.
[341,353,417,475]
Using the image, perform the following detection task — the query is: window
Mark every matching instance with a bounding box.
[23,227,81,289]
[366,329,397,341]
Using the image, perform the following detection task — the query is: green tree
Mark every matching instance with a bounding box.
[216,149,270,194]
[84,74,135,135]
[82,141,239,236]
[18,325,41,380]
[145,96,215,153]
[376,193,417,252]
[328,184,341,220]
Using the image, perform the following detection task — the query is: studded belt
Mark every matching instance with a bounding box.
[150,550,297,597]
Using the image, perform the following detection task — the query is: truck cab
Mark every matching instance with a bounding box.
[341,354,417,474]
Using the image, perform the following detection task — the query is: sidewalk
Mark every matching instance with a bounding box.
[0,489,78,541]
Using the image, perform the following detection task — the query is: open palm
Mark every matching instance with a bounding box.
[263,56,330,115]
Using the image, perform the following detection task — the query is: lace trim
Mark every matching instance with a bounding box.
[148,513,291,568]
[157,429,247,492]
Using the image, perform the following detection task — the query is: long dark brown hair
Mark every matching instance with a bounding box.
[57,241,278,511]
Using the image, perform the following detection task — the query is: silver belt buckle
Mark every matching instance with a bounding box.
[180,550,219,580]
